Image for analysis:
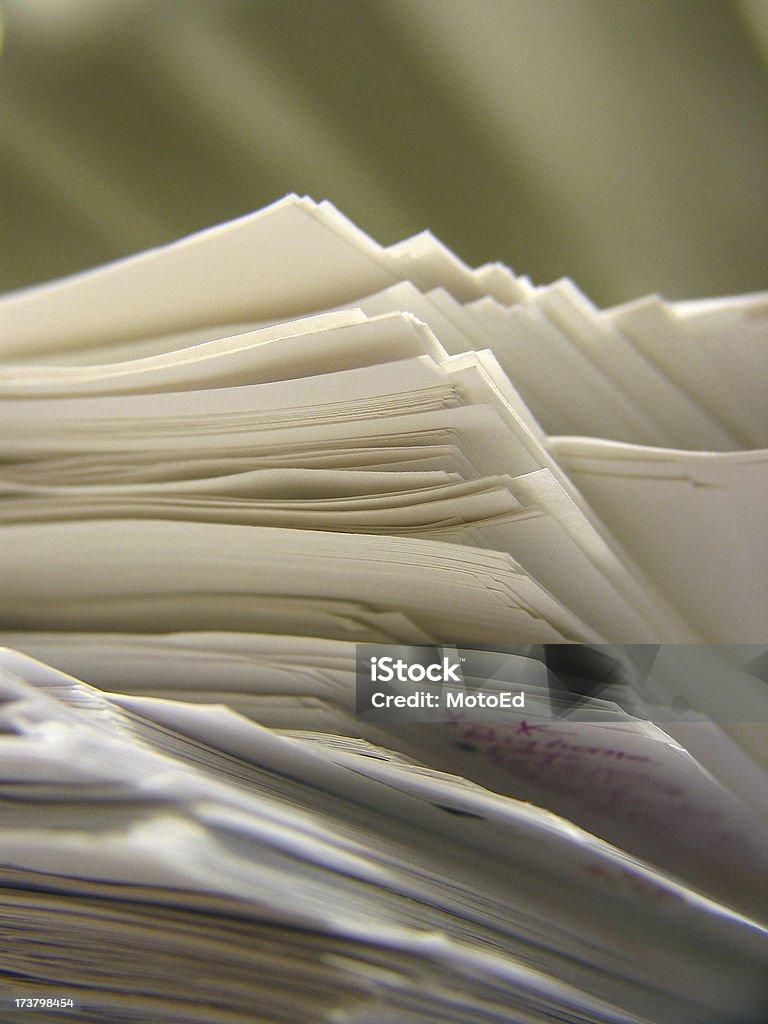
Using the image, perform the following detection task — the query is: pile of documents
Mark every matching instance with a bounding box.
[0,195,766,1022]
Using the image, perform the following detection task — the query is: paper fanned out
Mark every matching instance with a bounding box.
[0,195,766,1024]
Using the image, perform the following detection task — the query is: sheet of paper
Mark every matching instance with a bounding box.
[551,437,768,641]
[0,519,594,642]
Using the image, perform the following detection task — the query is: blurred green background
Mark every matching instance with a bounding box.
[0,0,766,306]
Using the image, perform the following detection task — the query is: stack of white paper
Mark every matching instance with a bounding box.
[0,195,766,1023]
[0,648,766,1024]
